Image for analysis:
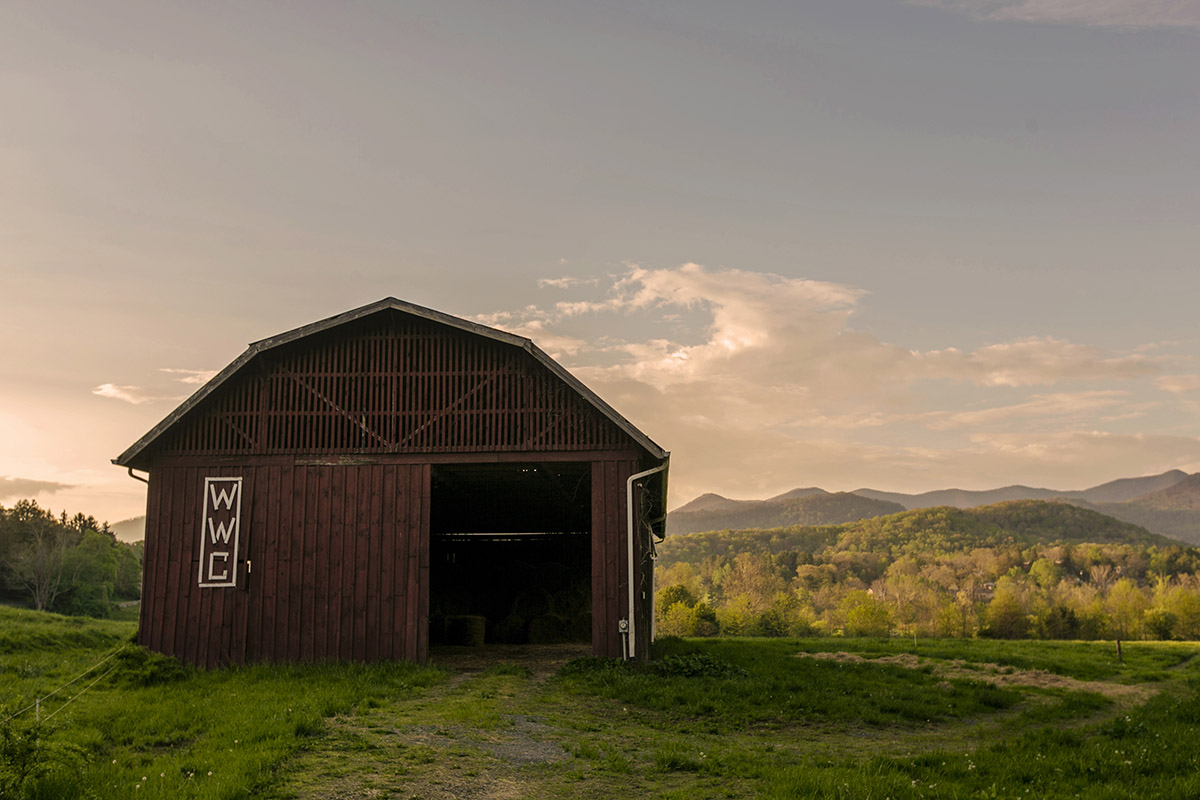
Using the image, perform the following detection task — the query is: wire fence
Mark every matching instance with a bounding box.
[2,642,128,725]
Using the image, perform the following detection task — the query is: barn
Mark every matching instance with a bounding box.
[114,298,669,668]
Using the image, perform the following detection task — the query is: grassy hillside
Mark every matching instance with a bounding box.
[3,606,1200,798]
[668,491,905,536]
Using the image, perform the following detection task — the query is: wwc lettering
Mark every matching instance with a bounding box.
[198,477,242,587]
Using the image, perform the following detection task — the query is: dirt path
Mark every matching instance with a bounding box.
[275,645,591,800]
[270,645,1188,799]
[795,650,1158,704]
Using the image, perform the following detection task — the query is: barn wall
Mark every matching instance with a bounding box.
[140,462,430,667]
[592,457,652,659]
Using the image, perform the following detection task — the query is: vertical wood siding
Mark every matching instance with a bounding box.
[155,314,637,458]
[140,463,430,667]
[591,458,637,658]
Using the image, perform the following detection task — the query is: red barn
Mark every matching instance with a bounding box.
[114,298,668,668]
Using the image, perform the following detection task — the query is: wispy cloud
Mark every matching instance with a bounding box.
[1157,374,1200,394]
[0,476,74,501]
[911,0,1200,30]
[159,367,217,385]
[932,390,1131,429]
[919,339,1157,387]
[92,383,162,405]
[537,276,599,289]
[93,367,217,405]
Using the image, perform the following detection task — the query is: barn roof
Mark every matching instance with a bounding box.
[113,297,668,468]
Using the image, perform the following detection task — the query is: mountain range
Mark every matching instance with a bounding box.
[668,469,1200,545]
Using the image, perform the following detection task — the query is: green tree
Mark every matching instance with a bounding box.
[59,530,120,616]
[11,509,77,611]
[1028,557,1062,589]
[982,587,1030,639]
[837,590,892,637]
[1106,578,1149,640]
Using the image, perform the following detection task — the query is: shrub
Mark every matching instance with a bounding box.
[116,646,192,687]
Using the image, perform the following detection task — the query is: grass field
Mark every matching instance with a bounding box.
[2,605,1198,799]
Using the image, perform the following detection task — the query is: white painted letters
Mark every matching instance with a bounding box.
[198,477,242,587]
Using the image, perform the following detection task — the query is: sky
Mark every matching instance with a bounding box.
[2,0,1199,529]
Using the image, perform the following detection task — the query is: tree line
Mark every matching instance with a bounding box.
[654,502,1200,641]
[0,500,142,616]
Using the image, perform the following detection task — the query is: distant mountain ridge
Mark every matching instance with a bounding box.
[1066,473,1200,546]
[671,469,1196,542]
[851,469,1188,510]
[110,516,145,543]
[667,491,904,535]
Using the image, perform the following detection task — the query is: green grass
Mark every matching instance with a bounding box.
[558,638,1020,728]
[0,606,444,799]
[3,606,1200,799]
[780,635,1196,682]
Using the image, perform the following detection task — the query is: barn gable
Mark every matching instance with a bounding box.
[116,298,664,469]
[116,299,668,669]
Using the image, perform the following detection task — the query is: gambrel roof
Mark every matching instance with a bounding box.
[114,297,668,469]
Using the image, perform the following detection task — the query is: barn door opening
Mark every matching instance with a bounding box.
[428,462,591,645]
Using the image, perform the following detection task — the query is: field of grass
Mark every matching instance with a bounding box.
[3,605,1199,799]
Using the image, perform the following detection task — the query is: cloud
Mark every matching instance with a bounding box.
[537,276,598,289]
[478,263,1189,502]
[931,391,1147,434]
[159,368,218,386]
[932,390,1132,429]
[965,430,1200,469]
[93,367,217,405]
[1157,374,1200,394]
[0,476,74,502]
[919,339,1157,387]
[548,266,1157,428]
[92,383,162,405]
[911,0,1200,30]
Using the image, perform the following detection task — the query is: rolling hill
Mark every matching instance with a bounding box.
[110,516,146,543]
[667,491,904,535]
[851,469,1188,510]
[1069,473,1200,546]
[657,499,1180,568]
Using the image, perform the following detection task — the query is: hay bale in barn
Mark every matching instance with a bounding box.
[445,615,487,647]
[510,586,554,619]
[570,612,591,641]
[528,613,574,644]
[490,614,528,644]
[428,614,449,645]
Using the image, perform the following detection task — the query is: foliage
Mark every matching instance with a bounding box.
[657,500,1200,641]
[0,500,141,616]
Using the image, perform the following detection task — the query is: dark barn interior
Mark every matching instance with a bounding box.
[429,462,592,645]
